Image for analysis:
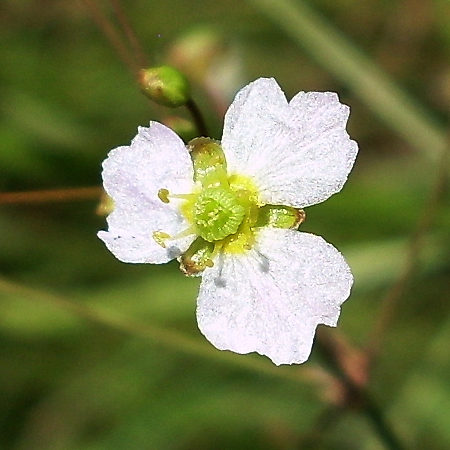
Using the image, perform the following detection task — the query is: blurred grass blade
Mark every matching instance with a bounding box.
[0,276,311,385]
[346,233,447,291]
[248,0,447,161]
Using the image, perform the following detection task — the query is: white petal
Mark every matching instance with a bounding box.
[221,78,358,208]
[196,228,353,365]
[98,122,196,264]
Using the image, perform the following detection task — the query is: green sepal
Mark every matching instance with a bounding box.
[179,237,214,276]
[139,66,191,108]
[256,205,306,229]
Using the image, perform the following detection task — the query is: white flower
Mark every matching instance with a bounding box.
[98,77,358,365]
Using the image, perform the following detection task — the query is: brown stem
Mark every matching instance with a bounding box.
[80,0,141,77]
[108,0,148,69]
[316,329,407,450]
[0,187,103,205]
[366,139,450,369]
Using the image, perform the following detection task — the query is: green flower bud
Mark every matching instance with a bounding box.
[139,66,191,108]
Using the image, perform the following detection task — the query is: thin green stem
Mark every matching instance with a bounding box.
[186,98,209,137]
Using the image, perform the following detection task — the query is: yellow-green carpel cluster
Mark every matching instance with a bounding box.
[178,137,305,276]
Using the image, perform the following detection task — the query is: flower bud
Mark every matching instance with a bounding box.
[139,66,191,108]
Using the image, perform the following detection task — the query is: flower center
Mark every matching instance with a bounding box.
[194,187,245,242]
[154,137,305,276]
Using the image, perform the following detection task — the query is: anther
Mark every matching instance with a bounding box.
[153,231,171,248]
[158,188,170,203]
[157,188,196,204]
[153,226,197,249]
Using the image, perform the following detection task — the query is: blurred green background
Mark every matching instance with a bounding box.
[1,0,450,449]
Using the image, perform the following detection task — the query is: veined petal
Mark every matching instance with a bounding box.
[221,78,358,208]
[98,122,196,264]
[196,228,353,365]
